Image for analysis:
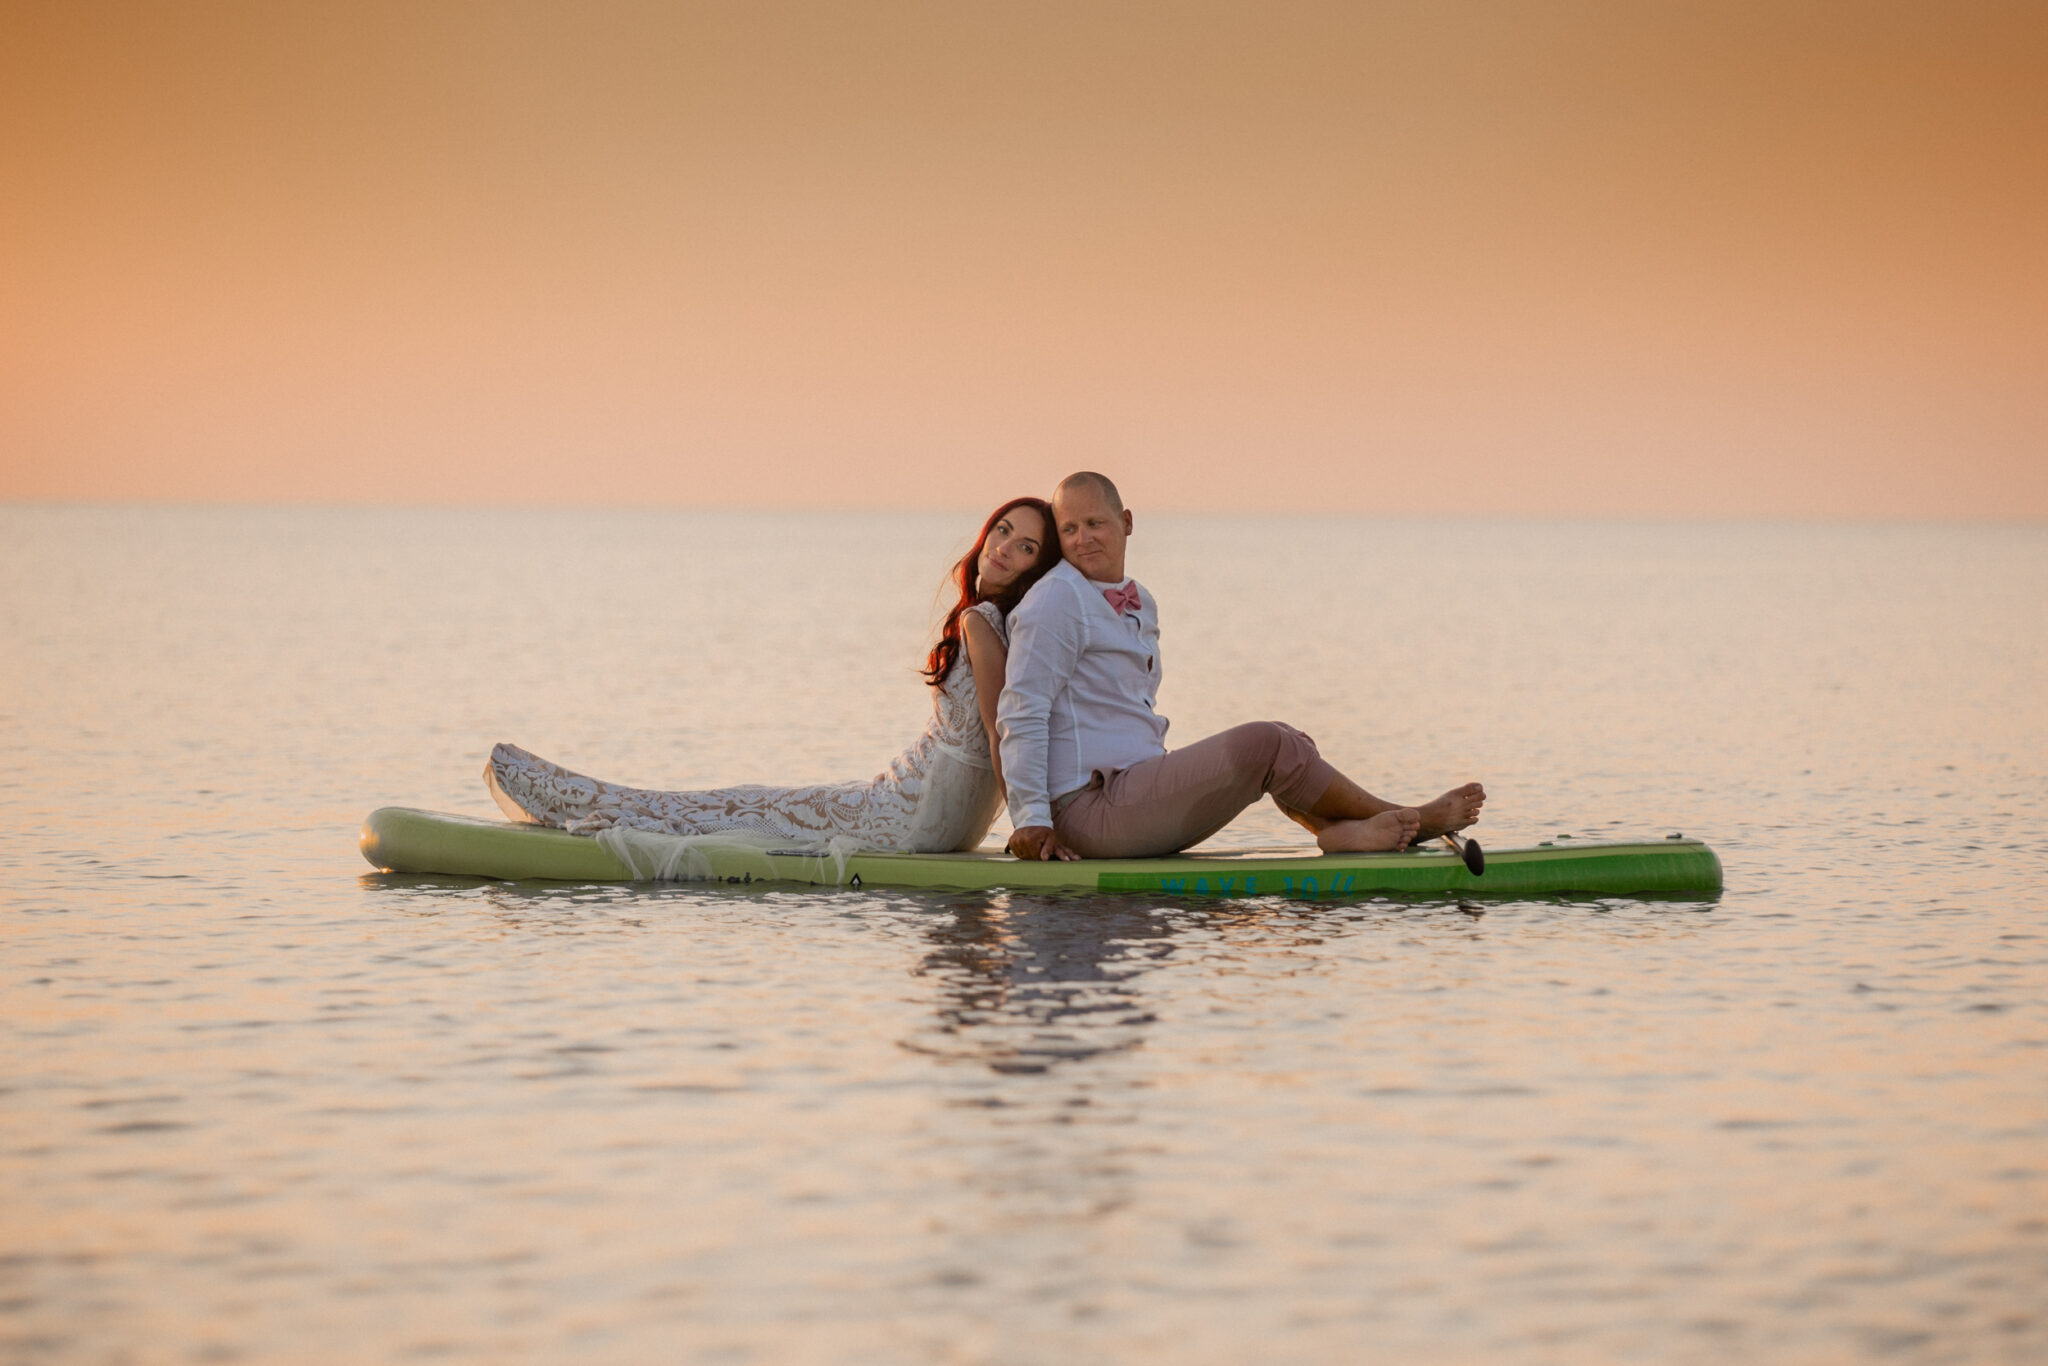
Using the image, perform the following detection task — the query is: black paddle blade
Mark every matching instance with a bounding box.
[1461,837,1485,876]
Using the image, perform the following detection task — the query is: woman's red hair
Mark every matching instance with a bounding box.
[924,497,1060,687]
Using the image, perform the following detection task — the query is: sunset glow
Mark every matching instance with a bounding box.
[3,1,2043,517]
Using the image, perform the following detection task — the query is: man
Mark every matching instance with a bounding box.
[997,471,1484,861]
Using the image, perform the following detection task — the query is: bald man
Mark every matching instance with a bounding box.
[996,471,1486,861]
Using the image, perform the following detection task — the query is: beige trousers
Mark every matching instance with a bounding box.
[1052,721,1338,859]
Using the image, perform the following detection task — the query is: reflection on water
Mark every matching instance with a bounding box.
[907,895,1167,1074]
[3,508,2045,1364]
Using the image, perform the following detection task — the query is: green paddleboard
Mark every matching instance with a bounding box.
[359,807,1721,900]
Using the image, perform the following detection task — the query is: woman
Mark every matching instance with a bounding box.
[486,497,1060,854]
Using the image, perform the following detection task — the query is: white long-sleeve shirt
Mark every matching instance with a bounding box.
[996,559,1170,830]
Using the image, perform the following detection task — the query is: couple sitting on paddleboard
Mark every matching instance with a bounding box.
[487,472,1484,861]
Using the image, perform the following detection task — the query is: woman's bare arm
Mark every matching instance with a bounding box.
[962,610,1009,790]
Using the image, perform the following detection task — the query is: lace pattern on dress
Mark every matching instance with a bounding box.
[484,600,1008,855]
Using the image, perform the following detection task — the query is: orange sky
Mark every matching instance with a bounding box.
[3,1,2043,518]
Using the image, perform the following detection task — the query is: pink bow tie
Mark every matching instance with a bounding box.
[1102,581,1141,616]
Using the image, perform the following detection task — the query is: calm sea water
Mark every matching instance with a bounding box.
[3,506,2044,1364]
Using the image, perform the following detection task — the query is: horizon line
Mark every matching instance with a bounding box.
[4,497,2043,530]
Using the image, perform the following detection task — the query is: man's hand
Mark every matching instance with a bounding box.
[1007,825,1080,861]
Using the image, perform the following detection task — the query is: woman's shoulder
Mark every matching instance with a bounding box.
[966,598,1009,641]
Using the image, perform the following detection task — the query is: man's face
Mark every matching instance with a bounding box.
[1053,485,1132,583]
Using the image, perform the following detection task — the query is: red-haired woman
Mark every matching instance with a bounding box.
[484,498,1060,856]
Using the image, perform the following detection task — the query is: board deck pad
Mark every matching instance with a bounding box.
[360,807,1722,899]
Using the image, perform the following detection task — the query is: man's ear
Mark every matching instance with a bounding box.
[1122,510,1134,536]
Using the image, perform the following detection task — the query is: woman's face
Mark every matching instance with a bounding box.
[977,505,1048,591]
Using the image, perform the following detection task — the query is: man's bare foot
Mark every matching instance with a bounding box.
[1414,782,1486,840]
[1316,807,1420,853]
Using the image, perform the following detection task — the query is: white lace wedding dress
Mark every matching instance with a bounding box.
[486,601,1006,855]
